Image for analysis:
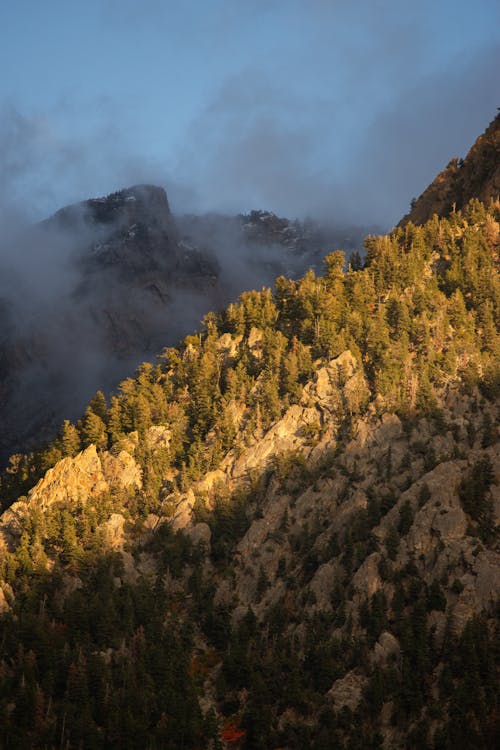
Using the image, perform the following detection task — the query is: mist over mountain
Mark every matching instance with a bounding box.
[3,108,497,469]
[0,185,373,466]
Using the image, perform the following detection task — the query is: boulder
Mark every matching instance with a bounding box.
[329,671,367,711]
[28,445,108,510]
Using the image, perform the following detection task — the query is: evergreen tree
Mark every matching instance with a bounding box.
[81,406,108,449]
[60,420,81,457]
[88,390,108,421]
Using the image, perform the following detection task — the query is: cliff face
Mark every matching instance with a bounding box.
[400,112,500,226]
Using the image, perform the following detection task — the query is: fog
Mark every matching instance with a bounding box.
[0,174,373,467]
[171,45,499,226]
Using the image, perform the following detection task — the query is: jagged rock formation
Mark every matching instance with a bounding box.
[67,185,222,356]
[0,444,141,553]
[400,112,500,226]
[170,349,367,527]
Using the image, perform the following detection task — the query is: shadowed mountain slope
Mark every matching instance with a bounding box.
[0,194,498,749]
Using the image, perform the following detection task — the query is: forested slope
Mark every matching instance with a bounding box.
[0,199,498,749]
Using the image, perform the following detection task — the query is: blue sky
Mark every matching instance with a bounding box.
[1,0,499,225]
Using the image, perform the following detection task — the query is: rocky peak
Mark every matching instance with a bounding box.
[238,208,318,256]
[43,183,181,281]
[51,184,173,233]
[0,186,221,465]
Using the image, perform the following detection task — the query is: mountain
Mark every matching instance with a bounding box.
[0,184,220,466]
[400,112,500,226]
[0,187,498,749]
[0,187,371,467]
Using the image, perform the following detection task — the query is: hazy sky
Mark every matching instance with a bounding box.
[1,0,499,226]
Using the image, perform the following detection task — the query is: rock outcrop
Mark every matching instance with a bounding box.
[0,444,141,552]
[170,350,368,529]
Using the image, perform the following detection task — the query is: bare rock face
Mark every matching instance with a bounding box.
[452,548,500,632]
[100,513,126,549]
[0,584,12,613]
[171,488,197,531]
[185,522,212,548]
[329,671,367,711]
[145,425,171,452]
[226,350,366,482]
[168,350,369,534]
[216,332,240,355]
[0,446,106,550]
[29,445,108,510]
[351,552,383,599]
[101,450,143,489]
[372,631,400,666]
[0,445,141,551]
[0,501,30,552]
[404,461,468,556]
[226,403,317,480]
[247,326,263,352]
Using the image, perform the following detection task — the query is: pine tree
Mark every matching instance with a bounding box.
[107,395,124,444]
[60,420,81,457]
[81,407,107,449]
[132,394,152,433]
[88,390,107,421]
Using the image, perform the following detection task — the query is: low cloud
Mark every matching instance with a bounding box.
[172,43,499,226]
